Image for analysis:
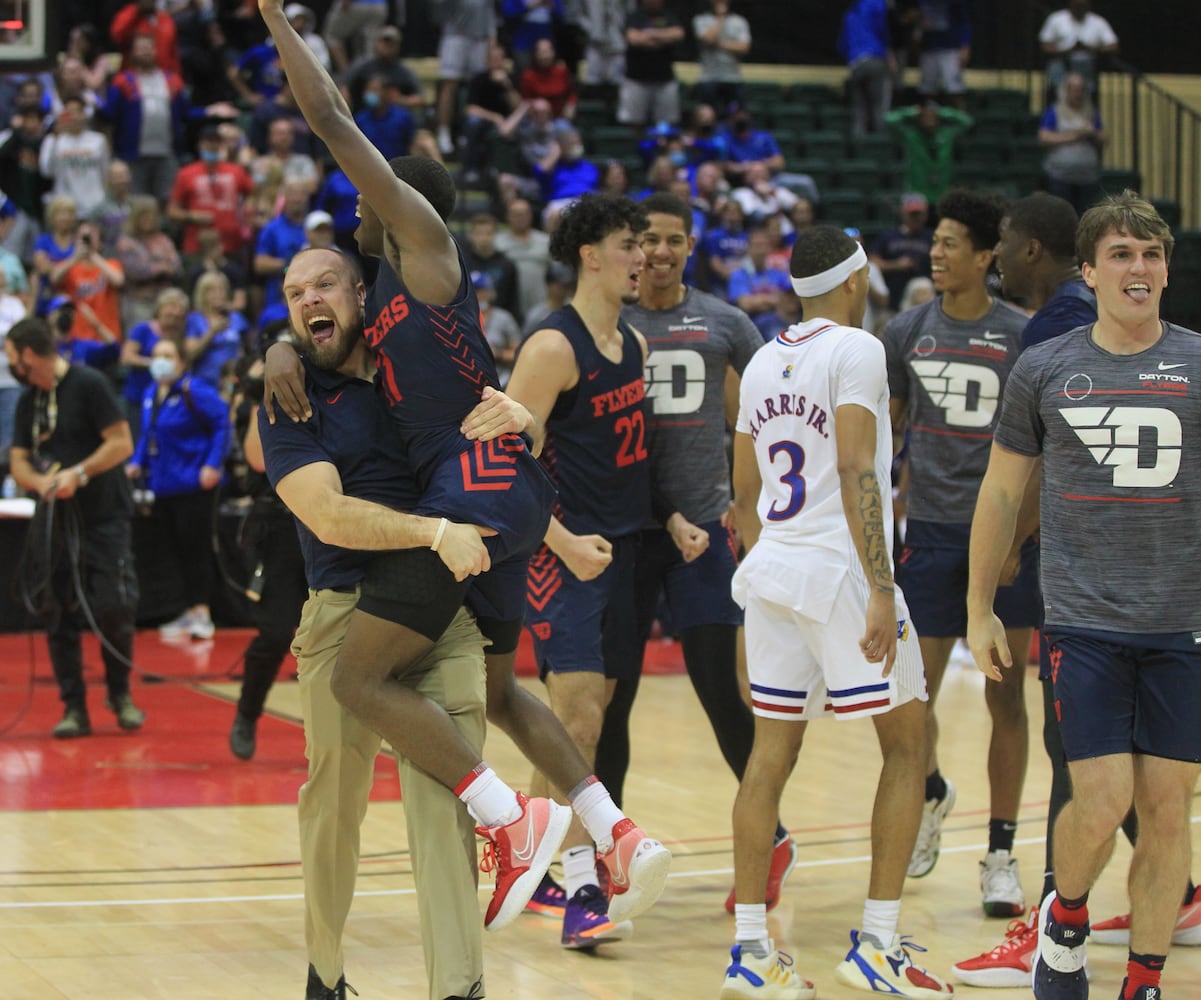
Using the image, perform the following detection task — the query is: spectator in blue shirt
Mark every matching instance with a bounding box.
[315,167,360,253]
[232,39,284,107]
[727,225,791,316]
[354,74,415,162]
[186,271,249,390]
[699,197,748,299]
[254,181,311,326]
[719,104,784,182]
[840,0,894,135]
[753,286,802,343]
[120,286,189,439]
[534,128,601,228]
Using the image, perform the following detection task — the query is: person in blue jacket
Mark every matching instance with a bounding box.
[128,338,229,641]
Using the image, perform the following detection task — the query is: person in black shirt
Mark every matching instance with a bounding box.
[461,42,526,184]
[6,317,143,739]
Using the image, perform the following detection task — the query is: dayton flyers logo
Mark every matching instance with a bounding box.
[911,360,1000,428]
[1061,406,1182,487]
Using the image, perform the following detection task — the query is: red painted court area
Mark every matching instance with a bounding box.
[0,628,685,813]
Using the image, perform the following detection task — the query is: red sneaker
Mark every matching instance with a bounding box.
[1093,886,1201,946]
[596,818,671,923]
[724,834,798,914]
[952,906,1039,987]
[477,793,571,933]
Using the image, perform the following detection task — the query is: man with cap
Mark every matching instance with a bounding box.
[870,193,934,312]
[343,24,424,112]
[302,210,337,250]
[285,4,331,70]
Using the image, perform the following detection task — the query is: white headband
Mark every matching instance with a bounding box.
[790,244,868,298]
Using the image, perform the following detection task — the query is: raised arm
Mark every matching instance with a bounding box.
[257,0,458,304]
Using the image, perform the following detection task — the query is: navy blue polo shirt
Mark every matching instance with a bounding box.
[259,360,419,590]
[1020,278,1097,352]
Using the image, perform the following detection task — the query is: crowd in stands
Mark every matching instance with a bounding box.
[0,1,1129,605]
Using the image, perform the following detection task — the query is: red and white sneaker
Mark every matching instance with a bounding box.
[724,834,798,914]
[596,818,672,924]
[1092,886,1201,946]
[952,906,1039,987]
[477,793,571,933]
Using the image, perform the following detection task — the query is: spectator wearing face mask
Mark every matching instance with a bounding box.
[353,74,416,162]
[167,125,255,261]
[533,128,601,229]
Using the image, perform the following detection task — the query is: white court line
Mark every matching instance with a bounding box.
[4,821,1197,911]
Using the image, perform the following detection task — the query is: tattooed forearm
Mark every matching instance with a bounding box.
[856,470,894,593]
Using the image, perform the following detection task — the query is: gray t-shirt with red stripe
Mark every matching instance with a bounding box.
[995,322,1201,633]
[883,297,1028,522]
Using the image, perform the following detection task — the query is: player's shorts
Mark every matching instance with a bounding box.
[635,520,743,639]
[898,519,1041,637]
[437,33,488,81]
[743,571,928,722]
[919,49,966,95]
[1045,626,1201,763]
[526,532,641,681]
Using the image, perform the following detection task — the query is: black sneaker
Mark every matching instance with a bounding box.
[1119,981,1163,1000]
[229,711,257,760]
[306,964,357,999]
[52,706,91,739]
[106,694,145,731]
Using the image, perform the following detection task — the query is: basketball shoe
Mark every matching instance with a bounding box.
[980,850,1025,917]
[525,872,567,918]
[1092,886,1201,946]
[306,964,357,999]
[725,834,799,913]
[596,818,671,923]
[719,942,816,999]
[1119,979,1166,1000]
[952,906,1039,987]
[1033,891,1089,1000]
[561,884,632,949]
[908,780,956,878]
[834,929,954,998]
[477,792,571,933]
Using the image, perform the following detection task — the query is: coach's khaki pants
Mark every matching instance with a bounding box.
[294,589,486,1000]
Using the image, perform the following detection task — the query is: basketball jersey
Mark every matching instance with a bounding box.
[364,242,501,485]
[733,319,896,621]
[538,305,651,538]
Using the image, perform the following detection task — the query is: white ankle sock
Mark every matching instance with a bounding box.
[861,897,901,947]
[456,765,520,828]
[562,845,598,899]
[734,903,770,956]
[568,777,625,853]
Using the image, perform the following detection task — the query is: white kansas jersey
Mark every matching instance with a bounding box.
[733,318,896,621]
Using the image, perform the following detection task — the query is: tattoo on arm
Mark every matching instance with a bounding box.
[857,470,894,593]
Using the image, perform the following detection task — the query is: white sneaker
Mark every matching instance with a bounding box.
[720,941,816,999]
[189,612,215,640]
[834,929,953,998]
[437,128,455,156]
[980,849,1026,917]
[1033,890,1089,999]
[158,611,194,638]
[907,779,956,878]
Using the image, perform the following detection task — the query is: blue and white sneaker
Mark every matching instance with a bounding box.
[1033,891,1089,1000]
[834,929,954,998]
[720,942,816,999]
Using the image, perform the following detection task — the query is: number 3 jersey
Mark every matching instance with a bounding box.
[996,322,1201,634]
[883,297,1028,522]
[536,305,651,538]
[734,319,897,621]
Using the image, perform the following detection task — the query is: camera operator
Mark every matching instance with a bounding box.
[6,317,143,739]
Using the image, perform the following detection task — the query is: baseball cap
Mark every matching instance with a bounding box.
[377,25,402,42]
[901,192,928,212]
[284,3,313,21]
[304,210,334,231]
[39,294,72,318]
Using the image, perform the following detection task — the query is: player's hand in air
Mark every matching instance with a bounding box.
[666,512,710,563]
[263,341,311,423]
[462,386,532,441]
[258,0,286,16]
[860,590,898,677]
[562,532,613,582]
[966,610,1010,683]
[435,521,493,581]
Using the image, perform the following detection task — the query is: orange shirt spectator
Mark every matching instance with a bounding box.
[58,226,125,343]
[111,0,182,76]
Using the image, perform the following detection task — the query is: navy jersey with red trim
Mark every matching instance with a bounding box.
[364,242,500,485]
[537,305,651,538]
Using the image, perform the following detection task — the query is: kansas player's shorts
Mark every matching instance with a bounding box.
[415,433,556,565]
[898,519,1041,637]
[526,532,641,681]
[635,520,744,639]
[1045,626,1201,763]
[743,571,927,722]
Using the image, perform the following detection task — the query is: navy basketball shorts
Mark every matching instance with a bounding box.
[635,520,744,639]
[1045,627,1201,763]
[416,433,557,564]
[897,519,1041,638]
[526,532,641,682]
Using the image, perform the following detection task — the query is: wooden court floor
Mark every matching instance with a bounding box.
[2,640,1199,999]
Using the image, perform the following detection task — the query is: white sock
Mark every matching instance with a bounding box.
[861,897,901,947]
[568,777,625,853]
[561,845,598,899]
[456,765,521,829]
[734,903,770,957]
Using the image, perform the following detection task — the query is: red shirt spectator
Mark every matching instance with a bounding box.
[518,39,576,121]
[167,129,254,256]
[111,0,182,76]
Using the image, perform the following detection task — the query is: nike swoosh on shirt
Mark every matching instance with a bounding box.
[1159,362,1188,370]
[326,391,344,404]
[586,370,601,380]
[680,315,705,324]
[982,331,1005,340]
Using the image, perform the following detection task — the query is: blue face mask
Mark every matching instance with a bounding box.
[669,150,688,168]
[149,357,177,383]
[199,149,220,163]
[363,91,380,108]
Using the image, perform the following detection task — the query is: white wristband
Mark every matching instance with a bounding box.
[430,517,449,552]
